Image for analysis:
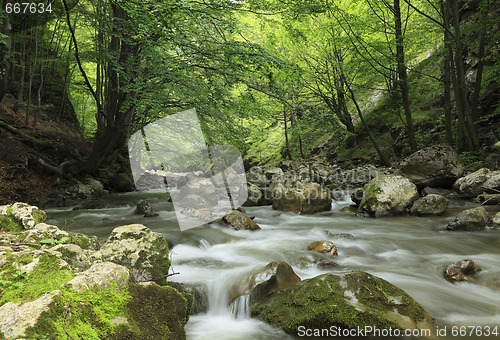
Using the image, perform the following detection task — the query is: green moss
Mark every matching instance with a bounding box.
[25,281,132,339]
[126,283,189,339]
[70,234,100,251]
[251,272,431,334]
[0,215,23,232]
[5,206,13,215]
[0,253,74,305]
[31,209,46,225]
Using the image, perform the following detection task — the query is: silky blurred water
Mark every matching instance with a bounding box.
[46,192,500,339]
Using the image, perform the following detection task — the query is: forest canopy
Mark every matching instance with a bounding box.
[0,0,498,176]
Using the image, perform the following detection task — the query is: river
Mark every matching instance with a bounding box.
[46,191,500,339]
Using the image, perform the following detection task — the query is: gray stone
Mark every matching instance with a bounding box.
[453,168,490,197]
[0,291,59,339]
[358,175,418,217]
[445,206,489,231]
[0,202,46,229]
[229,261,300,305]
[92,224,170,284]
[272,182,332,214]
[399,144,464,188]
[410,194,449,216]
[63,262,130,292]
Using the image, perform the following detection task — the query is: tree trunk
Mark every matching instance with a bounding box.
[449,0,479,150]
[394,0,417,152]
[283,104,290,159]
[0,0,11,102]
[441,1,453,146]
[15,27,26,112]
[346,81,391,166]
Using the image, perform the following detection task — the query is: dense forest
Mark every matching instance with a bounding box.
[0,0,498,203]
[1,1,500,339]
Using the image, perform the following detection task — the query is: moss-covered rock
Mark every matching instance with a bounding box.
[358,175,418,217]
[93,224,170,285]
[251,271,433,334]
[0,203,46,231]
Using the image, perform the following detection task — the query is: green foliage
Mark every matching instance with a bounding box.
[459,151,483,171]
[0,215,23,233]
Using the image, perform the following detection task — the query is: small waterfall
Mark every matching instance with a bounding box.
[230,294,251,320]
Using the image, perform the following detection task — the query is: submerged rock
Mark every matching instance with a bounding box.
[410,194,449,216]
[307,240,338,256]
[93,224,170,284]
[398,144,464,188]
[358,175,418,217]
[134,200,158,217]
[221,210,261,231]
[445,206,488,231]
[229,261,300,306]
[272,182,332,214]
[443,259,482,283]
[251,271,433,334]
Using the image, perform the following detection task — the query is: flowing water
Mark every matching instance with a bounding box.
[46,192,500,339]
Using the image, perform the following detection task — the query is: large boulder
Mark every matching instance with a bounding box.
[445,206,489,231]
[0,202,46,231]
[358,175,418,217]
[272,183,332,214]
[398,144,464,188]
[251,271,432,334]
[410,194,449,216]
[93,224,170,284]
[221,210,261,231]
[453,168,500,197]
[229,261,300,305]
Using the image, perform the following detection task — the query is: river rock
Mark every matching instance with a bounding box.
[251,271,433,334]
[52,243,92,272]
[307,240,338,256]
[72,178,104,199]
[443,259,482,283]
[243,183,268,206]
[229,261,300,305]
[398,144,464,188]
[410,194,449,216]
[93,224,170,284]
[445,206,489,231]
[247,167,270,187]
[19,223,69,243]
[493,212,500,225]
[475,193,500,205]
[221,210,261,231]
[272,182,332,214]
[0,202,46,230]
[134,200,158,217]
[453,168,500,197]
[0,291,59,339]
[64,262,131,292]
[358,175,418,217]
[179,177,218,205]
